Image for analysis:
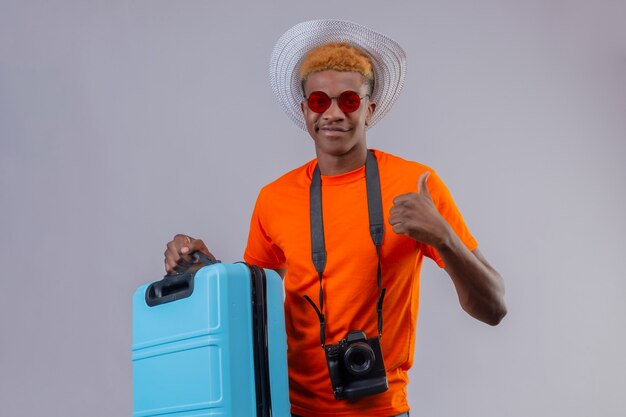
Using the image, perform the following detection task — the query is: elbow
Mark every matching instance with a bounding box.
[484,299,508,326]
[485,304,507,326]
[463,298,507,326]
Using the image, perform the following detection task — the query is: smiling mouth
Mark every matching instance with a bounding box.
[317,126,350,133]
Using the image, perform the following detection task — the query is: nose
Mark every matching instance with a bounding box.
[321,98,345,120]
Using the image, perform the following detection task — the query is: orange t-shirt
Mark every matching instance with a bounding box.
[244,150,478,417]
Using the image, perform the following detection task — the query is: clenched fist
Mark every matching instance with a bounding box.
[164,234,215,274]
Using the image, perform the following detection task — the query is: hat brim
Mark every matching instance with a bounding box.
[269,19,407,131]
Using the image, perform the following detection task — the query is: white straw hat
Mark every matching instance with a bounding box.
[269,19,407,131]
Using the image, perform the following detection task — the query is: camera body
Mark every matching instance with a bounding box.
[324,330,388,401]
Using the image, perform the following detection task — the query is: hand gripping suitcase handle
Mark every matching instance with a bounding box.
[145,252,220,307]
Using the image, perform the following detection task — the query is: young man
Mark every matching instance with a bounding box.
[164,20,506,417]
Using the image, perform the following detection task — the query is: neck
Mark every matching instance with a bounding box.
[315,145,368,176]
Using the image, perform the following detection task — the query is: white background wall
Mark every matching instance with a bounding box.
[1,1,625,416]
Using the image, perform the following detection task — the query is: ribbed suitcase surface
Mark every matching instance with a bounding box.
[132,262,290,416]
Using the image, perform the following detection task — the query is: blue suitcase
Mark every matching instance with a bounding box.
[132,258,290,417]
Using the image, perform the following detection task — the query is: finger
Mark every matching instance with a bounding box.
[164,257,174,274]
[417,172,432,198]
[173,234,198,262]
[392,196,403,206]
[174,235,191,251]
[164,243,179,273]
[388,206,406,224]
[388,213,400,225]
[166,240,185,263]
[164,250,182,274]
[392,193,415,206]
[165,244,193,273]
[391,222,407,235]
[187,238,207,254]
[174,233,192,242]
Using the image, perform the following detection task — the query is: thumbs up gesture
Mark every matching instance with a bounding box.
[388,172,452,248]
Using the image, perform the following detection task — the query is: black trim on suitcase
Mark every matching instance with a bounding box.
[145,272,195,307]
[247,264,273,417]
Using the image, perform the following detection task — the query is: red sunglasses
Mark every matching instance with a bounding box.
[304,90,369,114]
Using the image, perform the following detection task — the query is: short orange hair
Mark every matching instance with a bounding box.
[299,42,374,92]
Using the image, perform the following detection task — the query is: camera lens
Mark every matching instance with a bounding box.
[344,342,375,375]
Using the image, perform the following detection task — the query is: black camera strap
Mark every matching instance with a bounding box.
[304,150,386,348]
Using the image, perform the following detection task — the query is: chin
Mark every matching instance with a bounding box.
[316,138,361,157]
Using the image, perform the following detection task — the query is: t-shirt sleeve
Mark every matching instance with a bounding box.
[419,170,479,268]
[243,188,287,270]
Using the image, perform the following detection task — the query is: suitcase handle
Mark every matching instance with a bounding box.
[145,252,220,307]
[188,251,220,268]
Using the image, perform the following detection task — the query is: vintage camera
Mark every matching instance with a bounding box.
[324,330,388,401]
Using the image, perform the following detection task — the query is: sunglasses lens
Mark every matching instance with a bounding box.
[338,91,362,113]
[307,92,331,113]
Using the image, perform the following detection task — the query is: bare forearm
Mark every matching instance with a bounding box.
[435,228,507,325]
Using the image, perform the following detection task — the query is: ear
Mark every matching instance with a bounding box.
[365,101,376,126]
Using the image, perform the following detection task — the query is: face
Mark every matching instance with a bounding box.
[300,70,376,159]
